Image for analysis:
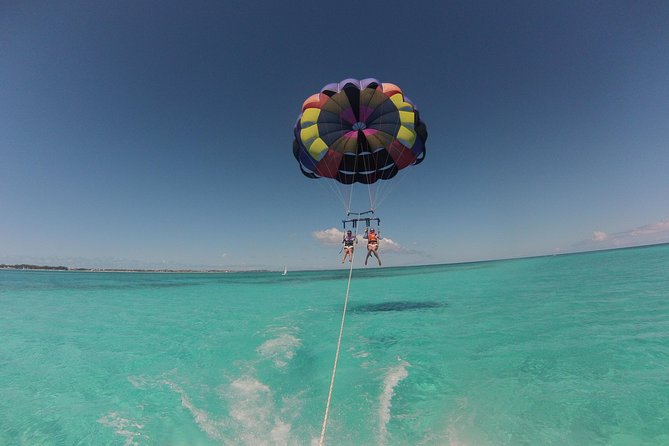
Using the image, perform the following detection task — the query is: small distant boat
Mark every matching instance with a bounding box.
[282,266,287,276]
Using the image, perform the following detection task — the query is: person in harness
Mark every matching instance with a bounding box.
[341,230,357,263]
[363,227,381,266]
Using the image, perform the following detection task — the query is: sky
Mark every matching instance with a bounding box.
[1,0,668,271]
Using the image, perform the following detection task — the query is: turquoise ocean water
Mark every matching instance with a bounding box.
[1,244,669,445]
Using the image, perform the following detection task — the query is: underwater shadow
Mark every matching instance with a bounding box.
[349,300,447,313]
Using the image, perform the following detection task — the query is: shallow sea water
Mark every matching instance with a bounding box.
[1,244,668,445]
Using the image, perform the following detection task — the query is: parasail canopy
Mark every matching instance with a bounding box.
[293,78,427,185]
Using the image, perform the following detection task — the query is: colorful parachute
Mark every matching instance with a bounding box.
[293,78,427,185]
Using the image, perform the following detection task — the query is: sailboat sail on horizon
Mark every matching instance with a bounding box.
[282,265,287,275]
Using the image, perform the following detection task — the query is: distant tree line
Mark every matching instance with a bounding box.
[0,264,271,273]
[0,264,69,270]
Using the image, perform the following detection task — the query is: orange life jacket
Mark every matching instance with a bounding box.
[367,232,378,242]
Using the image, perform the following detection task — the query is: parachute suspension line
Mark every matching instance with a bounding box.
[360,133,375,212]
[367,170,375,213]
[316,146,348,212]
[317,177,348,213]
[307,142,347,211]
[370,106,403,211]
[366,92,378,212]
[344,184,354,216]
[322,89,350,213]
[343,98,354,215]
[377,155,410,211]
[375,167,410,210]
[374,102,394,211]
[319,225,357,446]
[332,178,349,213]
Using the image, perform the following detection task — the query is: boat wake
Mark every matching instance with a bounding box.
[378,359,410,446]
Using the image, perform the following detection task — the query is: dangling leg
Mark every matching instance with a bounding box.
[373,250,381,266]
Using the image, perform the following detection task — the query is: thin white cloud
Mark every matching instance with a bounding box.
[312,227,348,245]
[592,231,608,241]
[629,220,669,236]
[380,237,402,252]
[574,220,669,251]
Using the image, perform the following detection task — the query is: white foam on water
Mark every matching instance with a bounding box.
[160,379,225,441]
[352,350,370,358]
[280,392,305,418]
[225,376,293,445]
[441,426,467,446]
[127,375,148,389]
[257,333,301,368]
[129,370,299,444]
[229,377,272,426]
[128,374,232,442]
[443,397,476,446]
[420,399,471,446]
[418,426,470,446]
[97,411,144,446]
[378,359,410,446]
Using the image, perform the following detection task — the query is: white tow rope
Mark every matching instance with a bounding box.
[319,227,358,445]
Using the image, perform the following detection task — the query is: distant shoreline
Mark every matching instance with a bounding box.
[2,243,667,275]
[0,264,269,274]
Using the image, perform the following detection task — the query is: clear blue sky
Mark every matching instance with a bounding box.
[2,0,668,270]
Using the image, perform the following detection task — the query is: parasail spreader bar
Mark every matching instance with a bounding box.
[342,216,380,230]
